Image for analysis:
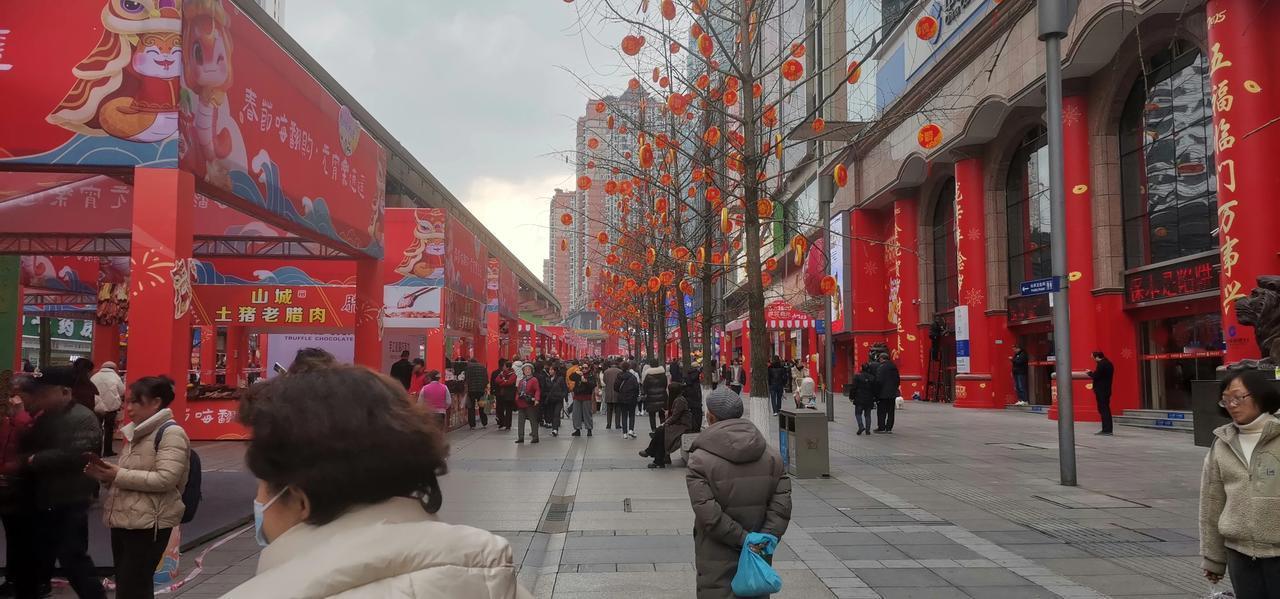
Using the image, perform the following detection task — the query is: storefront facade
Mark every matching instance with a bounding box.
[836,0,1280,420]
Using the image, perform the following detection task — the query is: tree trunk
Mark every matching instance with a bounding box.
[738,9,770,399]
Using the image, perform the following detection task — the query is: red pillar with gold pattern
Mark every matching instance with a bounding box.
[224,327,245,387]
[128,167,194,415]
[1047,94,1102,423]
[850,208,889,365]
[952,157,1000,408]
[91,323,120,368]
[353,259,382,369]
[1206,0,1280,363]
[889,196,925,396]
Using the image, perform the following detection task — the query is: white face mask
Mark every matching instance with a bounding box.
[253,487,289,547]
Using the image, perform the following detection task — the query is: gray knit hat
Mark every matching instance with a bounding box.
[705,386,744,420]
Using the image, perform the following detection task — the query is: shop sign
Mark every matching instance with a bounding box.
[178,0,385,256]
[23,317,94,342]
[1124,254,1219,305]
[444,288,481,334]
[1007,294,1051,324]
[829,212,849,333]
[954,305,971,374]
[191,285,355,328]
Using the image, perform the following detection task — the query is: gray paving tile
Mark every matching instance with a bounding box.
[975,530,1062,545]
[875,531,954,545]
[959,586,1060,598]
[1066,574,1186,595]
[896,544,984,561]
[813,532,890,546]
[1032,557,1140,576]
[926,568,1029,587]
[853,568,950,588]
[576,563,617,573]
[1003,543,1091,558]
[875,589,970,599]
[830,544,912,561]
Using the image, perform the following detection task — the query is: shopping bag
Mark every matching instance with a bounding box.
[1204,582,1235,598]
[731,532,782,596]
[152,525,181,589]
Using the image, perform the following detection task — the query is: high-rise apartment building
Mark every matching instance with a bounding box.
[547,188,577,312]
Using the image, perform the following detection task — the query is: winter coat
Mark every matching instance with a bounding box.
[849,369,878,408]
[516,376,541,410]
[1088,358,1114,396]
[683,373,704,432]
[0,409,32,514]
[541,373,568,403]
[686,419,791,599]
[1200,415,1280,575]
[103,408,190,531]
[1011,351,1029,376]
[571,370,597,400]
[72,378,98,411]
[91,367,125,414]
[875,360,901,400]
[19,401,101,508]
[492,368,517,402]
[465,362,489,396]
[766,364,790,390]
[662,395,691,455]
[602,367,622,404]
[797,377,816,402]
[389,359,414,390]
[224,497,531,599]
[641,366,669,409]
[614,371,640,405]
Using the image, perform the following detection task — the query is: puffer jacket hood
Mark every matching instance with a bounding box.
[690,419,766,464]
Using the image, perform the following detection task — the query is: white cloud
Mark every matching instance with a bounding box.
[460,174,571,279]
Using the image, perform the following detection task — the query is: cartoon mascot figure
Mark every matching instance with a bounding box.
[47,0,183,143]
[181,0,247,186]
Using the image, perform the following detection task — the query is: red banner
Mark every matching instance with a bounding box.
[446,215,484,301]
[443,288,481,335]
[500,261,520,319]
[0,0,179,167]
[485,257,500,312]
[383,208,446,286]
[177,0,384,255]
[191,284,355,329]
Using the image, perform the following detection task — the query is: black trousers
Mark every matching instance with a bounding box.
[1096,392,1113,433]
[645,426,670,465]
[111,527,172,599]
[30,504,104,599]
[3,512,37,596]
[875,398,896,431]
[496,397,514,429]
[100,411,118,456]
[544,398,562,430]
[854,405,873,431]
[617,404,636,432]
[648,408,666,433]
[1228,548,1280,599]
[466,392,488,428]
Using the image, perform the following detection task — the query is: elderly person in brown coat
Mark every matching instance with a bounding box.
[686,386,791,598]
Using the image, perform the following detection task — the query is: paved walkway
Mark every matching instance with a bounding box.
[120,399,1214,598]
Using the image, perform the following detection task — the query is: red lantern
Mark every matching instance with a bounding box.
[790,43,805,58]
[723,89,738,107]
[781,59,804,81]
[703,126,721,146]
[833,163,849,188]
[621,34,645,56]
[594,100,606,113]
[647,277,661,292]
[587,137,599,150]
[917,123,943,149]
[577,175,592,190]
[757,199,774,218]
[672,246,690,260]
[639,144,655,169]
[660,271,675,286]
[820,275,837,296]
[697,33,713,58]
[762,103,778,127]
[560,213,574,226]
[915,16,939,40]
[606,253,620,265]
[679,279,695,296]
[646,247,657,265]
[765,257,778,271]
[812,118,826,133]
[629,260,643,272]
[847,60,862,85]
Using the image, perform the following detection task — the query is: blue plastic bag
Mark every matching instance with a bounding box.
[731,532,782,597]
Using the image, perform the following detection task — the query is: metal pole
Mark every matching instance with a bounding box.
[814,0,836,422]
[1043,32,1076,487]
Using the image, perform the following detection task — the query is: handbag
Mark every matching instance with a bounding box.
[731,532,782,596]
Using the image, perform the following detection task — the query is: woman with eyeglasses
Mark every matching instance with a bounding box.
[1200,369,1280,597]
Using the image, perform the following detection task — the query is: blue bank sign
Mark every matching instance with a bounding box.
[874,0,998,111]
[1019,277,1062,297]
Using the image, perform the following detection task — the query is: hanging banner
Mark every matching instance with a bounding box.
[830,211,849,333]
[485,257,500,313]
[954,304,971,374]
[178,0,385,256]
[191,284,356,328]
[384,208,446,286]
[383,286,441,329]
[446,215,484,301]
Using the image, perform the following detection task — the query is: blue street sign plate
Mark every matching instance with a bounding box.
[1020,277,1061,296]
[815,319,826,334]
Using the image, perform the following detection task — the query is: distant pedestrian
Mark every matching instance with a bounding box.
[90,361,125,457]
[514,365,540,444]
[541,364,567,437]
[491,360,517,431]
[569,365,596,437]
[1010,346,1029,405]
[71,358,98,412]
[873,353,900,433]
[639,382,690,468]
[602,360,622,430]
[15,367,105,599]
[683,369,704,433]
[848,363,878,435]
[389,351,413,390]
[1086,351,1114,435]
[223,366,527,598]
[725,359,745,396]
[687,387,792,598]
[613,361,640,439]
[408,359,427,396]
[767,356,790,416]
[464,357,489,430]
[86,376,190,599]
[1,385,33,598]
[641,359,669,433]
[1200,370,1280,598]
[417,371,450,430]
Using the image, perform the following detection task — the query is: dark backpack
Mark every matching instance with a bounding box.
[154,421,202,524]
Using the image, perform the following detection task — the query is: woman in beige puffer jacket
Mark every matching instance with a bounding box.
[85,376,190,599]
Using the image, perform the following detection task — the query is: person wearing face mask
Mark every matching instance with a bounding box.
[225,365,529,598]
[1199,369,1280,598]
[84,376,190,599]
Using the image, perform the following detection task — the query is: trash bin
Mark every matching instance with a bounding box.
[777,407,829,478]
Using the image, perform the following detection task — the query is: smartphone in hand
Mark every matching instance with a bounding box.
[81,452,107,467]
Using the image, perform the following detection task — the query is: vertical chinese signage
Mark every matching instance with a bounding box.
[381,208,443,329]
[178,0,385,256]
[485,257,500,313]
[446,215,484,301]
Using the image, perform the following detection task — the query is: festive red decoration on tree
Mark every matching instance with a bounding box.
[621,34,645,56]
[577,175,592,190]
[847,60,862,84]
[833,163,849,188]
[660,0,676,20]
[812,118,826,133]
[560,238,568,252]
[781,59,804,81]
[757,199,774,218]
[790,43,805,58]
[560,213,573,226]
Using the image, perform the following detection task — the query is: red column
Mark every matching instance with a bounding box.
[484,312,499,370]
[127,167,193,417]
[1048,94,1102,422]
[850,208,889,365]
[425,327,445,374]
[199,326,217,383]
[353,259,381,369]
[952,158,999,408]
[1207,0,1280,363]
[889,197,925,390]
[224,326,245,387]
[91,323,120,367]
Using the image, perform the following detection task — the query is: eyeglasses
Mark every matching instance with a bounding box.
[1219,394,1253,408]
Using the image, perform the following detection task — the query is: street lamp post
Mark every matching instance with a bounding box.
[1039,0,1079,486]
[814,0,836,422]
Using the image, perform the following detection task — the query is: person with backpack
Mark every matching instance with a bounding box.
[84,376,194,599]
[613,361,640,439]
[569,364,597,437]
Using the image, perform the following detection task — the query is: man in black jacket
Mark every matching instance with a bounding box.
[464,357,489,430]
[16,367,105,599]
[389,350,413,390]
[1087,351,1115,435]
[874,354,901,433]
[1010,346,1029,404]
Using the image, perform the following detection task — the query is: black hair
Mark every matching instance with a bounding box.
[412,358,425,367]
[1092,351,1106,359]
[289,348,337,375]
[1218,370,1280,418]
[400,350,411,358]
[240,365,449,522]
[130,375,176,408]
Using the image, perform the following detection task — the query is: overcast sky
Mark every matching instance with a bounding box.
[284,0,629,278]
